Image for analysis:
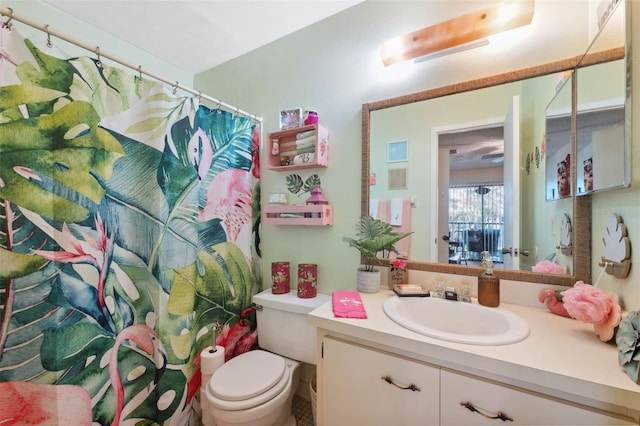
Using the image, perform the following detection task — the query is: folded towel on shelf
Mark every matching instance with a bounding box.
[295,136,316,149]
[292,152,316,165]
[280,146,315,157]
[332,291,367,319]
[296,130,316,140]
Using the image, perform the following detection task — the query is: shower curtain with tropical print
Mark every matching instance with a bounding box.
[0,25,262,425]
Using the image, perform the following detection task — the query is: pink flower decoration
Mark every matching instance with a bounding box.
[532,260,566,274]
[561,281,621,342]
[391,259,406,270]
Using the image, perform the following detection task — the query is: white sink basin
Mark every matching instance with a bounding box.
[383,296,529,345]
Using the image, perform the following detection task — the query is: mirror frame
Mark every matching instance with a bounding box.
[361,48,623,287]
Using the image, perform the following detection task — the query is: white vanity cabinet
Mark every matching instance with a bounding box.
[311,292,640,426]
[319,336,636,426]
[321,336,440,425]
[441,369,635,425]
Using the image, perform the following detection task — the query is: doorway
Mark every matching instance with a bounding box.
[432,121,505,264]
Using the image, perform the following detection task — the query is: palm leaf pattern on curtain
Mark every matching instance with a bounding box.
[0,30,261,425]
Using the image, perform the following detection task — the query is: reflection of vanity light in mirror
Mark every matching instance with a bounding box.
[380,0,534,66]
[557,213,572,256]
[599,212,631,279]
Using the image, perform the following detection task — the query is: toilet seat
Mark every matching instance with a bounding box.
[208,350,290,411]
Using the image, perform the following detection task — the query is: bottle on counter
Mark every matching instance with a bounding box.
[478,251,500,307]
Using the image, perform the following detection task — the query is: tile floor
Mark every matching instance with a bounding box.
[292,395,314,426]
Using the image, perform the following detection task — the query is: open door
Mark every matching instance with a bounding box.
[503,96,521,270]
[437,148,451,263]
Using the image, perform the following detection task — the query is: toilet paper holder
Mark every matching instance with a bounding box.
[210,322,222,353]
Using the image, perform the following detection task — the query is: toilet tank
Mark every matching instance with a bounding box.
[253,289,330,364]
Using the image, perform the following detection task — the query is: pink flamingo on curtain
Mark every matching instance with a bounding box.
[109,324,167,426]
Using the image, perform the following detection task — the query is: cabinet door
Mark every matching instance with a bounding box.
[441,370,635,425]
[322,337,439,426]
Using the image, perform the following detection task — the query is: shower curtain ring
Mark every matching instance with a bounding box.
[4,7,14,31]
[95,46,102,68]
[137,65,143,80]
[172,81,179,95]
[196,91,202,101]
[44,24,52,48]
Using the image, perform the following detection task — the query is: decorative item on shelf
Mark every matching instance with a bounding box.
[387,258,408,289]
[304,110,318,125]
[557,154,571,197]
[616,310,640,384]
[342,216,413,293]
[279,108,302,130]
[297,263,317,298]
[268,192,288,205]
[305,186,328,218]
[538,289,571,317]
[287,173,321,199]
[280,156,290,166]
[561,281,621,343]
[599,212,631,279]
[271,137,280,156]
[556,213,573,255]
[271,262,290,294]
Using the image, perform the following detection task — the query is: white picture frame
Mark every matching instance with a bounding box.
[387,140,408,163]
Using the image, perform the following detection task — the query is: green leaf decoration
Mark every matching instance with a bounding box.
[17,39,77,96]
[167,242,253,361]
[0,85,67,112]
[0,101,124,222]
[286,174,303,194]
[303,174,321,193]
[0,247,46,279]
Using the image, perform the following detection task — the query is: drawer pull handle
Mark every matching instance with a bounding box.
[461,401,513,422]
[381,375,421,392]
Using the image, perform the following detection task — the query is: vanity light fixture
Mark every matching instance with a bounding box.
[414,39,490,64]
[380,0,535,66]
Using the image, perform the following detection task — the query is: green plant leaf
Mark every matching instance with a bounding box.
[286,174,303,194]
[343,216,413,269]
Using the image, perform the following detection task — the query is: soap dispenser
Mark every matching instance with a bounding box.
[478,251,500,307]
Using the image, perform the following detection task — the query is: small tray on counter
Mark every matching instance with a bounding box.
[393,284,431,297]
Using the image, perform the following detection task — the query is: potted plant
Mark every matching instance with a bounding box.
[342,216,413,293]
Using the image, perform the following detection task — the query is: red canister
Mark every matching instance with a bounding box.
[297,263,317,298]
[271,262,290,294]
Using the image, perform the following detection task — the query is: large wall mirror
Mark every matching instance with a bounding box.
[361,0,629,287]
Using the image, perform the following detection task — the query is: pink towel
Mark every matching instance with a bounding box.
[332,291,368,319]
[375,199,411,259]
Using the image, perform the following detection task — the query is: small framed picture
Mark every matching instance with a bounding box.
[387,140,408,163]
[279,108,303,130]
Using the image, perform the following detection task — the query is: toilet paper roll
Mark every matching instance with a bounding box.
[201,345,225,375]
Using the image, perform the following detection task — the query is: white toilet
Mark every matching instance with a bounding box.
[205,289,330,426]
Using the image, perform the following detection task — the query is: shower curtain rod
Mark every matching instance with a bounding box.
[0,6,262,122]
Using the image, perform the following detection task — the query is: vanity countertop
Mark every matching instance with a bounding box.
[308,289,640,418]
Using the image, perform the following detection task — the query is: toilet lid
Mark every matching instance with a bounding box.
[210,350,287,402]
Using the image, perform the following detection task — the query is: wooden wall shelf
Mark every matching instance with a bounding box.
[264,204,333,226]
[267,124,329,171]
